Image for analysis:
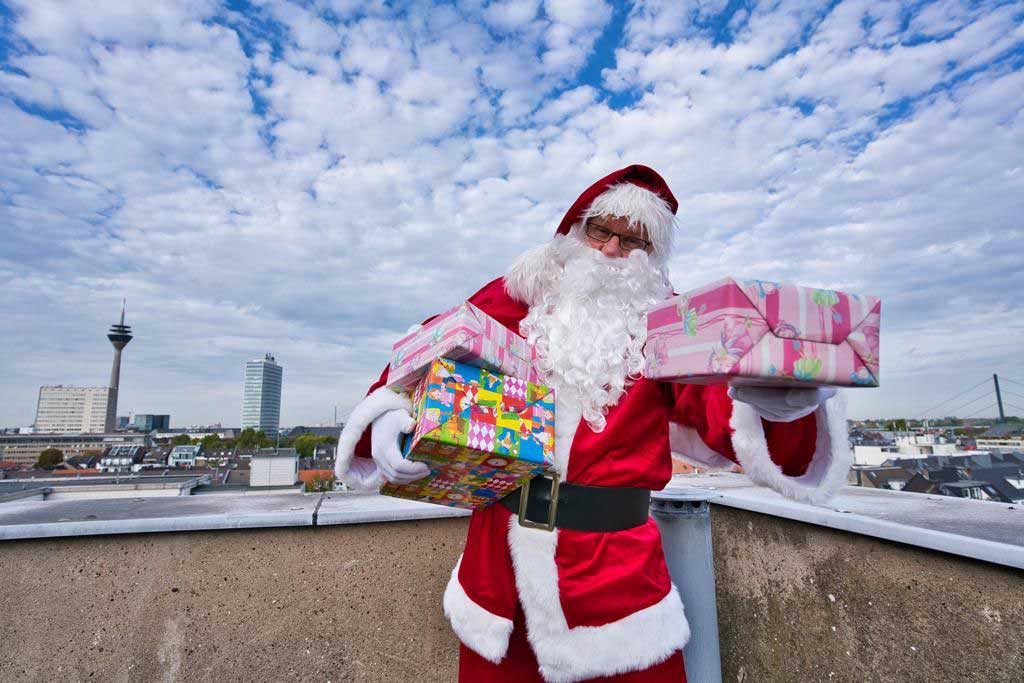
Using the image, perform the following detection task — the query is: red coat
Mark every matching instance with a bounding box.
[344,277,850,683]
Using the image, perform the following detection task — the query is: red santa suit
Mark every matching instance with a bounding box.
[335,166,851,682]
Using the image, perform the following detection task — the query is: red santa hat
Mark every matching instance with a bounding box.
[555,164,679,263]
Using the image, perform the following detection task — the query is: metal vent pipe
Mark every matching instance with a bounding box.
[651,488,723,683]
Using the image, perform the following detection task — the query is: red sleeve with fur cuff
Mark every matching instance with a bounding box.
[761,410,818,477]
[351,364,391,459]
[668,382,818,476]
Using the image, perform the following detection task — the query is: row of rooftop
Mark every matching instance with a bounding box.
[0,449,340,504]
[0,424,343,467]
[2,420,1022,507]
[847,422,1024,504]
[849,451,1024,504]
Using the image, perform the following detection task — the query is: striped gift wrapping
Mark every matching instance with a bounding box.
[386,301,541,392]
[644,277,880,388]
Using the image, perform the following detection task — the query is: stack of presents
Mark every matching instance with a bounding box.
[380,303,556,509]
[378,278,881,511]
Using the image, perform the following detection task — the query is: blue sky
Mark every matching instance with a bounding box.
[1,0,1023,427]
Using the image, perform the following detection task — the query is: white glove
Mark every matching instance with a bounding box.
[728,386,837,423]
[370,409,430,484]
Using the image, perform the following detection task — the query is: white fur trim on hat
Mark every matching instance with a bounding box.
[333,387,411,490]
[729,390,851,504]
[443,555,514,663]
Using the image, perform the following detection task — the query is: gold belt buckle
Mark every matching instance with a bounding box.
[518,472,561,532]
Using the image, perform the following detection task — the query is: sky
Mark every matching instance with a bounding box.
[1,0,1023,428]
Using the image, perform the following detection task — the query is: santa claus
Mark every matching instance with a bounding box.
[334,165,850,682]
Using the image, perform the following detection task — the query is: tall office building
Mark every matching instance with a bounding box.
[134,414,171,431]
[242,353,283,434]
[35,385,110,433]
[104,301,133,432]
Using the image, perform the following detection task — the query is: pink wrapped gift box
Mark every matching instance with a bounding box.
[386,302,540,391]
[645,278,880,388]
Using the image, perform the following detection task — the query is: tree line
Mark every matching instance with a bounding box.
[168,428,337,457]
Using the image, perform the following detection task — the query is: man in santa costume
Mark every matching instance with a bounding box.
[334,165,851,682]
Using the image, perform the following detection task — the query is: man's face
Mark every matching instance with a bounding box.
[584,215,652,258]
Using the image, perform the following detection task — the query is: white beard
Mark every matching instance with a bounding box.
[505,235,672,432]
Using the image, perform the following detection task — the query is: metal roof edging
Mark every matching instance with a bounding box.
[705,489,1024,570]
[0,510,315,540]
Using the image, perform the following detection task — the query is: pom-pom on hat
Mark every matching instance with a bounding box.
[555,164,679,263]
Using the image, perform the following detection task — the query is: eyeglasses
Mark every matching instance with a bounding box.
[585,221,651,252]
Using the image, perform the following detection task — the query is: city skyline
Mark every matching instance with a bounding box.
[1,1,1022,426]
[6,306,1022,429]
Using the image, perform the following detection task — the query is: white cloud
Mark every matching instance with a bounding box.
[483,0,541,32]
[908,0,972,38]
[624,0,731,49]
[337,18,416,81]
[267,1,340,53]
[1,0,1022,427]
[533,84,598,123]
[6,0,219,56]
[544,0,613,30]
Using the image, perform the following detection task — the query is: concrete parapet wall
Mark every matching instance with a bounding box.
[2,503,1022,682]
[0,519,468,682]
[711,506,1024,682]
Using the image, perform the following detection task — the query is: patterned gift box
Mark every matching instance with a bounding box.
[644,278,880,388]
[386,302,540,392]
[380,357,556,510]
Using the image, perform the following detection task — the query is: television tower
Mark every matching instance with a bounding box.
[104,300,133,432]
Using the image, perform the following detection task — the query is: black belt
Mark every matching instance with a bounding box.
[499,475,651,532]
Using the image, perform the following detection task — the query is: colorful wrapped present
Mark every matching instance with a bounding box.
[380,357,556,510]
[644,278,880,388]
[386,302,540,392]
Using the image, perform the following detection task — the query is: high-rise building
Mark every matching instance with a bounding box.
[104,301,133,432]
[35,385,110,433]
[241,354,283,434]
[134,414,171,431]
